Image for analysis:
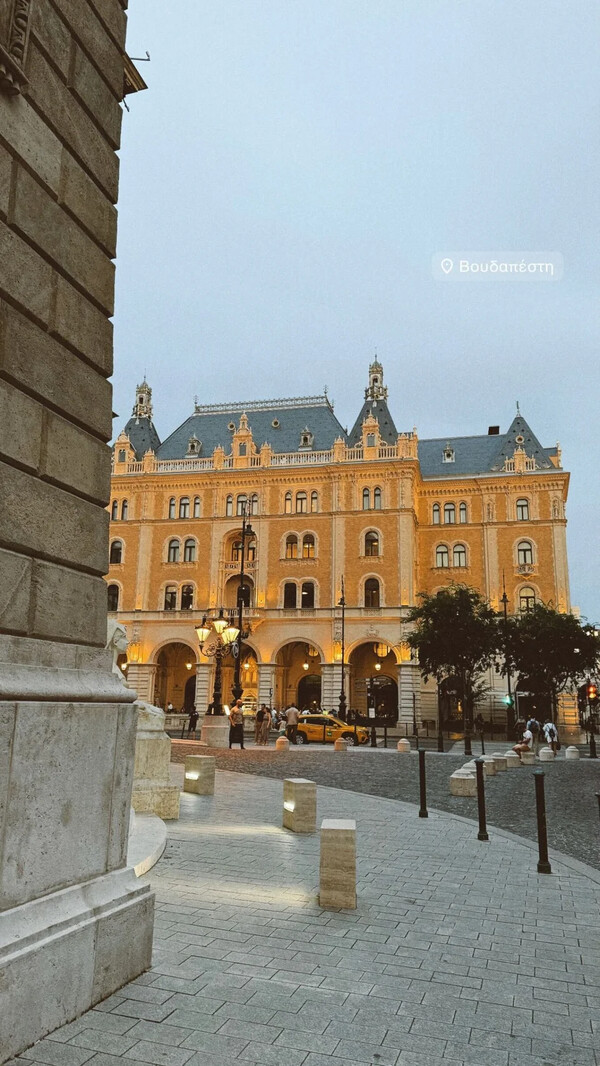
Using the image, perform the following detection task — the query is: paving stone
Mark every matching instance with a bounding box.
[237,1043,309,1064]
[67,1033,138,1056]
[122,1042,194,1066]
[17,1043,94,1066]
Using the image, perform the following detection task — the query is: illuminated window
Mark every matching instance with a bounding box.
[285,534,298,559]
[365,531,379,557]
[365,578,380,608]
[301,581,315,608]
[302,534,315,558]
[519,587,536,612]
[296,492,307,513]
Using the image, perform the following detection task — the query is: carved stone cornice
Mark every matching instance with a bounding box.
[0,0,32,96]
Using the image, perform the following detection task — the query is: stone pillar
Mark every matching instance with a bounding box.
[194,662,212,724]
[321,662,343,712]
[127,662,156,704]
[258,663,276,708]
[131,703,180,819]
[0,6,153,1061]
[397,662,421,729]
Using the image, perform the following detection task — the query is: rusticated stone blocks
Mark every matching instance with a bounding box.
[319,818,357,910]
[283,778,316,833]
[184,755,216,796]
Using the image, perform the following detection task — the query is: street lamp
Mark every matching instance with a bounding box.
[338,576,347,720]
[231,505,255,704]
[196,608,239,715]
[500,573,515,738]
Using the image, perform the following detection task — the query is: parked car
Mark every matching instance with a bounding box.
[296,713,370,746]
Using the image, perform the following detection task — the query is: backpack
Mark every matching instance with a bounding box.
[527,718,539,735]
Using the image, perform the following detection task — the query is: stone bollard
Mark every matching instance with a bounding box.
[505,751,521,769]
[183,755,216,795]
[520,751,537,765]
[334,738,348,752]
[275,736,290,751]
[565,745,580,760]
[283,778,316,833]
[449,770,477,797]
[490,752,507,772]
[538,748,555,762]
[319,819,357,909]
[481,756,497,776]
[397,738,411,752]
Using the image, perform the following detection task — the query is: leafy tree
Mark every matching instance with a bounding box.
[406,585,499,753]
[504,603,600,722]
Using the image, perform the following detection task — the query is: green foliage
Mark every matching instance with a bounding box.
[504,603,600,712]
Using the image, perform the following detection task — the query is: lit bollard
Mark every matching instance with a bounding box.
[334,738,348,752]
[275,736,290,751]
[565,746,580,760]
[397,738,411,752]
[475,757,489,841]
[183,755,215,795]
[534,769,551,874]
[319,819,356,909]
[418,749,428,818]
[283,778,316,833]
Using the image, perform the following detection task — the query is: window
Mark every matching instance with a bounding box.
[164,585,177,610]
[301,581,315,608]
[232,540,242,562]
[453,544,467,568]
[238,442,247,457]
[284,491,292,514]
[118,449,126,462]
[247,539,256,562]
[121,500,128,520]
[179,497,190,519]
[226,494,233,517]
[519,587,536,612]
[183,538,196,562]
[436,545,449,568]
[236,494,247,516]
[193,496,201,518]
[107,584,119,611]
[250,493,259,515]
[443,445,455,463]
[444,503,455,524]
[366,433,376,447]
[362,488,370,510]
[167,538,180,562]
[168,497,176,519]
[111,500,118,520]
[285,534,298,559]
[296,492,307,513]
[517,540,533,565]
[373,486,382,510]
[432,503,440,525]
[283,582,297,608]
[311,491,319,512]
[238,583,252,607]
[302,534,315,559]
[365,531,379,557]
[364,578,380,608]
[459,502,467,524]
[109,540,123,564]
[181,584,194,610]
[516,498,529,521]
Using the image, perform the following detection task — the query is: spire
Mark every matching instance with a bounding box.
[133,379,153,419]
[365,359,387,401]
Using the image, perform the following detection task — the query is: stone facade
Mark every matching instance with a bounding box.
[0,3,152,1061]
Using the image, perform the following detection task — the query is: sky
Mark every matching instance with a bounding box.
[114,1,600,620]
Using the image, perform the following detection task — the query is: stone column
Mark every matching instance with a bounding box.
[127,662,156,704]
[0,6,153,1061]
[257,663,276,707]
[321,663,344,713]
[194,662,212,725]
[397,662,421,729]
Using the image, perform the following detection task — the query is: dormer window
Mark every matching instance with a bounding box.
[442,444,455,463]
[187,436,201,456]
[299,427,314,449]
[238,442,247,457]
[366,433,376,447]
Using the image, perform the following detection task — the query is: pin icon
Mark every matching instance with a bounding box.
[441,258,453,274]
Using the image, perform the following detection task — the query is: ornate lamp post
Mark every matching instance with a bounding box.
[338,576,347,720]
[196,609,240,716]
[231,506,255,704]
[500,574,514,737]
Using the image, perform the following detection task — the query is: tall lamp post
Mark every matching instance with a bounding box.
[196,609,240,716]
[231,506,255,704]
[500,574,514,738]
[338,576,347,720]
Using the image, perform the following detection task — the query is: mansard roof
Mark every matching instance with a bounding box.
[122,414,161,460]
[419,414,556,478]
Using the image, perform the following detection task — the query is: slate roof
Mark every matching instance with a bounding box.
[418,415,556,478]
[122,415,161,461]
[348,398,398,445]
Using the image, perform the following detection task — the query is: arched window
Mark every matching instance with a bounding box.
[109,540,122,564]
[107,584,119,611]
[516,498,529,521]
[436,545,449,568]
[302,534,315,559]
[301,581,315,608]
[168,497,176,519]
[236,494,247,516]
[247,538,256,562]
[444,503,455,524]
[283,582,297,608]
[373,487,382,510]
[311,491,319,512]
[164,585,177,610]
[362,488,370,510]
[183,538,196,562]
[519,587,536,612]
[226,494,233,517]
[181,584,194,610]
[517,540,533,565]
[285,534,298,559]
[432,503,440,525]
[193,496,201,518]
[365,531,379,557]
[121,500,128,520]
[364,577,380,608]
[453,543,467,568]
[111,500,118,520]
[459,502,467,524]
[250,493,259,515]
[179,497,190,519]
[284,491,293,514]
[167,538,180,563]
[296,492,307,513]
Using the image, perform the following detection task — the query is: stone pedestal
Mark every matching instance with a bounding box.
[276,736,290,751]
[397,738,411,752]
[201,715,230,748]
[334,738,347,752]
[521,751,537,765]
[490,752,507,771]
[481,756,497,775]
[319,819,357,909]
[283,779,316,833]
[449,770,477,797]
[565,746,580,760]
[538,748,555,762]
[132,703,180,819]
[505,751,521,769]
[184,755,216,795]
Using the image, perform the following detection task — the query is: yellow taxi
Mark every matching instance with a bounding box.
[296,713,370,746]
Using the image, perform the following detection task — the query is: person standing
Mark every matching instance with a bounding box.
[286,703,299,744]
[229,700,245,749]
[260,706,271,746]
[187,708,199,737]
[255,704,266,745]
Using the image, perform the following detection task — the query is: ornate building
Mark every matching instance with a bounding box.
[107,362,572,730]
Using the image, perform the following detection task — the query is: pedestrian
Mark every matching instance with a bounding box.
[286,702,299,744]
[187,708,199,737]
[167,701,174,713]
[474,712,484,734]
[512,724,533,761]
[260,706,272,746]
[229,700,245,749]
[255,704,266,745]
[527,715,541,755]
[543,719,559,754]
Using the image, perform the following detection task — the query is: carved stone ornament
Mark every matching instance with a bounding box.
[0,0,32,95]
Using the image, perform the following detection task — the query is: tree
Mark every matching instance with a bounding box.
[406,585,499,755]
[504,603,600,723]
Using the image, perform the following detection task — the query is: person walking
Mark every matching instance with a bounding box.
[543,719,559,754]
[527,715,541,755]
[286,702,299,744]
[229,700,245,749]
[187,708,199,737]
[260,706,272,746]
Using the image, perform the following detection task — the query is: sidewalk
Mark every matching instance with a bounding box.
[12,770,600,1066]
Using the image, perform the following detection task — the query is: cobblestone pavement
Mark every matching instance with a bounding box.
[171,743,600,870]
[13,771,600,1066]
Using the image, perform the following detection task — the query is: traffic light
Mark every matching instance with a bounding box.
[502,694,514,706]
[588,683,598,703]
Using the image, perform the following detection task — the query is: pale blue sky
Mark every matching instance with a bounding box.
[114,1,600,619]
